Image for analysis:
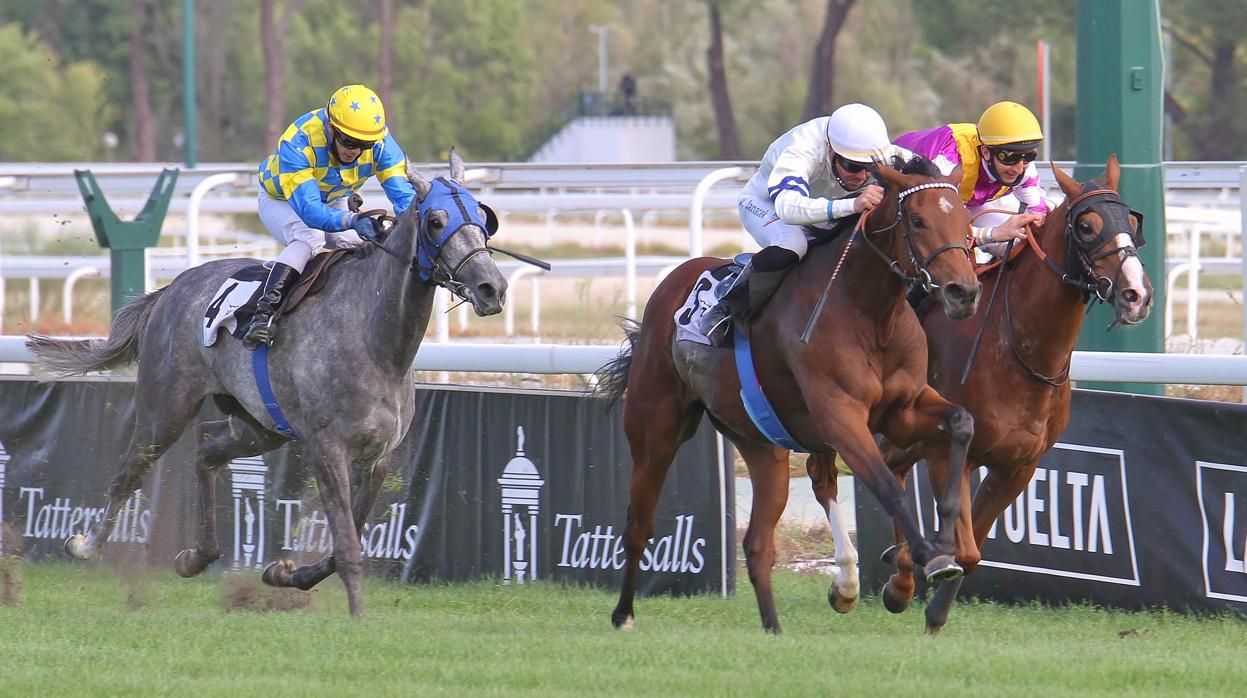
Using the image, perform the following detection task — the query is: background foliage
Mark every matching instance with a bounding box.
[0,0,1236,163]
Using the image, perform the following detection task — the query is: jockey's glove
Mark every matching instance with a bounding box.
[352,214,380,241]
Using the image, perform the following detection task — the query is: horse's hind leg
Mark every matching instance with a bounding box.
[612,395,702,631]
[175,414,287,578]
[739,442,791,633]
[806,452,858,614]
[65,390,204,560]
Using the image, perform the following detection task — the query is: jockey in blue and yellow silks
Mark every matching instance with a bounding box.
[245,84,418,350]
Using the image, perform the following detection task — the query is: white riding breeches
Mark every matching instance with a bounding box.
[738,191,834,260]
[257,193,349,273]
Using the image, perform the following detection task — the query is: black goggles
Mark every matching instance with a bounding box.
[335,130,376,151]
[992,148,1038,165]
[834,154,869,174]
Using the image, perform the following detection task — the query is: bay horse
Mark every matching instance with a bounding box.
[806,155,1153,633]
[594,157,982,633]
[26,151,508,616]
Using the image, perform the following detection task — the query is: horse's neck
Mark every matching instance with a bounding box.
[358,222,436,375]
[836,230,908,322]
[1009,206,1086,359]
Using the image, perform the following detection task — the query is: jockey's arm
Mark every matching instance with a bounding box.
[375,133,418,216]
[767,146,856,224]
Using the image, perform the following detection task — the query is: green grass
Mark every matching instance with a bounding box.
[2,561,1242,696]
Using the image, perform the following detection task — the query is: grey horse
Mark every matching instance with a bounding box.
[27,150,507,616]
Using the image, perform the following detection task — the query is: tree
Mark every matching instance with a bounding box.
[705,1,739,159]
[261,0,306,147]
[1163,0,1247,159]
[801,0,855,121]
[128,0,157,161]
[379,0,394,123]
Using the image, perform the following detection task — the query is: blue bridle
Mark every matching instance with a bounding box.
[413,177,498,283]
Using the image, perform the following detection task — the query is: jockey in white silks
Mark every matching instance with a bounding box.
[698,103,915,345]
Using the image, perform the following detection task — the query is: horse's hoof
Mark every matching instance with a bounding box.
[881,581,911,614]
[262,559,296,587]
[880,544,901,566]
[827,584,858,614]
[923,556,964,584]
[924,622,944,636]
[64,534,92,560]
[612,612,635,631]
[174,548,218,578]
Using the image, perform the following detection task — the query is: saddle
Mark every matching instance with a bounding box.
[202,249,359,346]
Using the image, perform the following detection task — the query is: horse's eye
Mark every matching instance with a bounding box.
[1078,220,1094,236]
[430,217,445,230]
[909,215,924,228]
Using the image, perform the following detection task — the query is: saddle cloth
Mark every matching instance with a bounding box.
[673,258,745,345]
[201,250,354,347]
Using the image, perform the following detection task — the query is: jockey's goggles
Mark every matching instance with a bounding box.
[992,148,1038,165]
[335,130,376,151]
[834,154,869,174]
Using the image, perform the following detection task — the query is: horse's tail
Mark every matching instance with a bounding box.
[26,287,167,375]
[590,317,641,411]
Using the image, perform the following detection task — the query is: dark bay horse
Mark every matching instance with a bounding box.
[595,158,982,633]
[807,155,1153,633]
[26,151,508,616]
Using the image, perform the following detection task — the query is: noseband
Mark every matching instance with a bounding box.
[860,181,972,292]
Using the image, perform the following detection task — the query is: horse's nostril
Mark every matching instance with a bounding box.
[477,283,498,301]
[1122,289,1139,304]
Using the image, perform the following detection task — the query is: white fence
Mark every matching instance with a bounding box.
[2,161,1246,345]
[2,335,1246,385]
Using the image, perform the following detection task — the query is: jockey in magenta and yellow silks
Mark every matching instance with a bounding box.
[245,84,418,350]
[895,101,1047,255]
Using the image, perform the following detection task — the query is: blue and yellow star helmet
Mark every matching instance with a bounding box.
[326,84,387,142]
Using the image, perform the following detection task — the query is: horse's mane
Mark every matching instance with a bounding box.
[896,153,942,179]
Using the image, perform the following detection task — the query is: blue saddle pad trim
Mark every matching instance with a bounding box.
[732,323,808,453]
[252,344,298,440]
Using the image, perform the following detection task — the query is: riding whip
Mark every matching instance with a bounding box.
[959,238,1016,385]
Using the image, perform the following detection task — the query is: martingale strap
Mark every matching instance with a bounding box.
[252,345,298,440]
[733,323,809,453]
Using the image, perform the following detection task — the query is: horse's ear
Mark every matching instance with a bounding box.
[873,161,904,190]
[407,161,433,200]
[449,146,466,183]
[1049,160,1081,200]
[1105,153,1120,190]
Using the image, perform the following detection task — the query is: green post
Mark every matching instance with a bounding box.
[1074,0,1166,395]
[74,169,179,318]
[183,0,198,168]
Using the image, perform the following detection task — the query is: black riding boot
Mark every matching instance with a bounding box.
[698,264,752,346]
[700,246,798,347]
[242,262,301,350]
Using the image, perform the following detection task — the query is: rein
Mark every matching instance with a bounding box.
[798,180,968,344]
[959,190,1137,387]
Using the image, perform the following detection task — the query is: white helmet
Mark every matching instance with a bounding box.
[826,103,890,163]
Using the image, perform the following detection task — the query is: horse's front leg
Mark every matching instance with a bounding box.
[816,404,947,584]
[882,386,973,576]
[806,452,858,614]
[264,444,365,615]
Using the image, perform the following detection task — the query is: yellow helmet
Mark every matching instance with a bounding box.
[326,84,387,142]
[977,101,1043,150]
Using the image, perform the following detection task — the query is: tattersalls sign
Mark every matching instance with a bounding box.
[856,389,1247,614]
[0,378,735,598]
